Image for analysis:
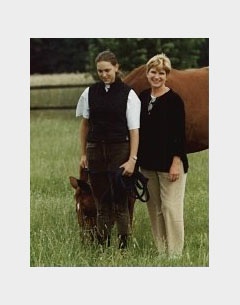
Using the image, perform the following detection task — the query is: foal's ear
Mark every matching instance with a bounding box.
[69,176,79,189]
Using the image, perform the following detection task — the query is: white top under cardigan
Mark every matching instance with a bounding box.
[76,85,141,130]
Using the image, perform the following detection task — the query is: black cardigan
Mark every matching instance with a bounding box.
[138,89,189,173]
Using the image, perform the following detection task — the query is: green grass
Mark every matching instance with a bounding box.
[30,87,84,108]
[30,110,208,267]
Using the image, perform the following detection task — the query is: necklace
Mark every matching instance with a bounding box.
[148,96,156,114]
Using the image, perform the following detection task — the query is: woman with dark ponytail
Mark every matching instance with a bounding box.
[76,50,141,249]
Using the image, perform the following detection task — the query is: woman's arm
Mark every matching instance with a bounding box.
[169,95,186,181]
[120,89,141,175]
[79,118,89,169]
[120,128,139,176]
[129,128,139,161]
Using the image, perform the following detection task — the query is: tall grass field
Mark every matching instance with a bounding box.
[30,109,209,267]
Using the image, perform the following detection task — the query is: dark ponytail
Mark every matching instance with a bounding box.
[95,50,123,79]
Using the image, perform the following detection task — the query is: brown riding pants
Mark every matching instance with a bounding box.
[86,142,130,240]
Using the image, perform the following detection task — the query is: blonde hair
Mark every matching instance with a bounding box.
[146,53,171,74]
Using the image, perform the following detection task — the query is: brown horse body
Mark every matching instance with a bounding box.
[123,66,209,153]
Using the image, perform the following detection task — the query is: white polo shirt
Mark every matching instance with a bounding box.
[76,86,141,130]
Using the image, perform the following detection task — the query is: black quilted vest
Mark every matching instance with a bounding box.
[87,79,131,143]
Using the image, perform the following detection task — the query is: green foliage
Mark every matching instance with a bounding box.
[30,38,89,74]
[30,110,208,267]
[30,38,209,75]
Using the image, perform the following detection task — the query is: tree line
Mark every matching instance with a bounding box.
[30,38,209,75]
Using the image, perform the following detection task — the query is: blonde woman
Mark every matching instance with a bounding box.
[138,54,189,257]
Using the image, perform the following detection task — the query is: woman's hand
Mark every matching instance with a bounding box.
[119,158,136,176]
[80,154,88,169]
[169,156,181,182]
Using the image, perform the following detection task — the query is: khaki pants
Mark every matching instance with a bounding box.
[141,163,187,256]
